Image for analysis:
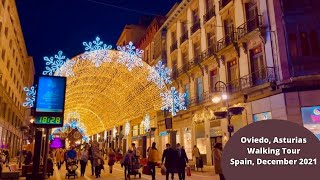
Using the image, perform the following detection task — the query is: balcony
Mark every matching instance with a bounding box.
[219,0,232,11]
[237,15,263,40]
[216,33,236,52]
[177,63,189,76]
[200,45,216,63]
[170,41,177,53]
[191,19,201,34]
[203,8,216,24]
[189,92,212,106]
[189,55,200,69]
[180,31,189,44]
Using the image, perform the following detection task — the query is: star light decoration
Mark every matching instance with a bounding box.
[143,114,151,132]
[81,36,113,67]
[147,61,172,89]
[22,86,36,108]
[43,51,74,77]
[161,87,187,116]
[124,121,130,136]
[117,41,144,71]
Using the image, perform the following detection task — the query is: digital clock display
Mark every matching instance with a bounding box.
[35,116,63,125]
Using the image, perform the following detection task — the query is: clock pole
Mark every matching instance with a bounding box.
[42,127,50,180]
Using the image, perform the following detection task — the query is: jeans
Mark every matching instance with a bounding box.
[80,160,87,176]
[148,162,156,180]
[165,168,174,180]
[90,158,94,175]
[178,167,185,180]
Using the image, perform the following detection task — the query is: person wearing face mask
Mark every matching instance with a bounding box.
[161,143,176,180]
[176,143,188,180]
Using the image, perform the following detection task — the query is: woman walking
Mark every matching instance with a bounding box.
[92,142,104,178]
[80,147,89,176]
[213,143,225,180]
[107,149,116,174]
[147,142,159,180]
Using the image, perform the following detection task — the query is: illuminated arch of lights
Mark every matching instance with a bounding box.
[24,36,187,135]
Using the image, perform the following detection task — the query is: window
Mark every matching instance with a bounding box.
[184,84,190,107]
[209,69,218,92]
[181,21,188,34]
[9,40,12,48]
[207,31,215,47]
[172,59,178,73]
[300,32,310,56]
[250,45,265,85]
[1,49,5,60]
[192,9,199,22]
[288,33,298,58]
[182,51,188,66]
[193,42,201,59]
[310,30,320,56]
[0,21,2,34]
[196,77,203,101]
[206,0,214,12]
[171,31,177,44]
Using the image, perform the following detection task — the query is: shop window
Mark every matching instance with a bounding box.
[301,106,320,140]
[300,32,310,56]
[288,33,298,59]
[209,69,218,92]
[253,112,272,122]
[310,30,320,56]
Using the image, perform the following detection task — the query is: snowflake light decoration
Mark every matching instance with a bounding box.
[112,126,117,138]
[117,41,144,71]
[124,121,130,136]
[60,59,76,77]
[144,114,151,132]
[42,51,68,76]
[23,86,36,108]
[81,36,113,67]
[82,136,89,142]
[160,87,187,116]
[147,61,172,89]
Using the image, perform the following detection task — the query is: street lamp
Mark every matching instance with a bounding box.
[211,81,232,138]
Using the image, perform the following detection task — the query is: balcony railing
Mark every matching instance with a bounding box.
[219,0,232,11]
[170,41,177,53]
[200,45,216,63]
[240,67,275,89]
[189,55,200,69]
[180,31,189,44]
[189,92,212,106]
[216,33,236,52]
[191,19,201,34]
[177,63,189,76]
[237,15,262,39]
[203,8,216,24]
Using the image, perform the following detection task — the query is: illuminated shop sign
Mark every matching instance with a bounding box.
[301,106,320,140]
[253,112,272,122]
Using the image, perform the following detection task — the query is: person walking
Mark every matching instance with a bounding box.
[92,142,104,178]
[176,143,188,180]
[213,143,225,180]
[80,147,89,176]
[192,145,202,171]
[147,142,159,180]
[23,151,33,165]
[121,149,133,180]
[161,143,176,180]
[88,145,95,176]
[107,149,116,174]
[56,149,64,170]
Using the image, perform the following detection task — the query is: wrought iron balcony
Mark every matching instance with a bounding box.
[200,45,216,63]
[203,8,216,24]
[240,67,275,89]
[177,63,189,76]
[216,33,236,52]
[191,19,201,34]
[189,54,200,69]
[189,92,211,106]
[219,0,232,11]
[237,15,263,39]
[170,41,177,53]
[180,31,189,44]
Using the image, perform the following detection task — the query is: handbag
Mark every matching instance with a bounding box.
[186,166,191,176]
[161,165,166,175]
[142,165,152,175]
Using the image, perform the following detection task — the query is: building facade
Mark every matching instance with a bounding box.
[91,0,320,167]
[0,0,34,157]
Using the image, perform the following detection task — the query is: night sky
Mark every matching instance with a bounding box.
[16,0,177,75]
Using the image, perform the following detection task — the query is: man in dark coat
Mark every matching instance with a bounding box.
[161,143,176,180]
[176,143,188,180]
